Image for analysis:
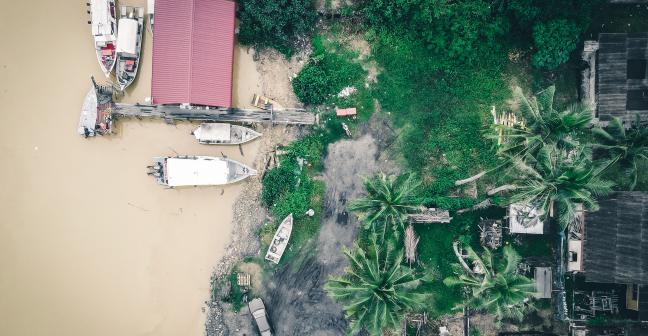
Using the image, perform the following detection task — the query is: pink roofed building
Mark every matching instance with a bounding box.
[152,0,235,107]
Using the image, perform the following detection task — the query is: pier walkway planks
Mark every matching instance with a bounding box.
[112,104,317,125]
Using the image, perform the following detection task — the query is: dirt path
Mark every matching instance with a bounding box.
[264,135,380,335]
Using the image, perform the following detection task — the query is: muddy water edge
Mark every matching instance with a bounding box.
[0,1,263,335]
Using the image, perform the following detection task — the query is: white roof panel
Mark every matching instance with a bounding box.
[166,157,228,186]
[534,267,552,299]
[194,123,231,142]
[509,203,544,234]
[117,18,138,55]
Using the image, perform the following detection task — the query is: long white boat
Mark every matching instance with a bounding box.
[147,0,155,35]
[89,0,117,76]
[192,123,262,145]
[116,6,144,91]
[149,156,257,187]
[265,214,293,264]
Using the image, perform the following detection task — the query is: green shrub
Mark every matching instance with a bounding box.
[532,19,581,70]
[358,0,509,63]
[237,0,317,56]
[292,37,365,105]
[261,159,298,207]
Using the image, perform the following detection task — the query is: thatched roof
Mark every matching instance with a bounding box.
[585,192,648,284]
[596,33,648,122]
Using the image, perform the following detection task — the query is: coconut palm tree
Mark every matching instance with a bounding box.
[494,86,593,160]
[324,236,430,336]
[592,115,648,190]
[348,173,421,240]
[507,145,614,229]
[444,245,536,324]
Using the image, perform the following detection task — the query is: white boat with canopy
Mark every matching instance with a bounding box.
[149,156,257,187]
[265,214,293,264]
[89,0,117,76]
[116,6,144,91]
[192,123,262,145]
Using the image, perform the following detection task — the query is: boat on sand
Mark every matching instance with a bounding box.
[192,123,262,145]
[148,156,257,187]
[265,214,293,264]
[116,6,144,91]
[89,0,117,76]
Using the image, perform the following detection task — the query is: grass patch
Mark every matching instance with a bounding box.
[293,36,366,105]
[259,116,346,265]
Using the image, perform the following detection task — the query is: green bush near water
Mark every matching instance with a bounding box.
[259,118,346,262]
[292,37,366,105]
[237,0,317,57]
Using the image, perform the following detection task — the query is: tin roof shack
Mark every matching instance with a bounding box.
[152,0,235,107]
[595,33,648,123]
[571,192,648,322]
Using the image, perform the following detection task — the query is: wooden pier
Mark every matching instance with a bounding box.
[112,104,317,125]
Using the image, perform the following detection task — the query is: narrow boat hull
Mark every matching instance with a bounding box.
[90,0,117,76]
[193,123,262,145]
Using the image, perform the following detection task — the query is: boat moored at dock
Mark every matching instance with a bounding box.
[265,214,293,264]
[192,123,262,145]
[116,6,144,91]
[78,80,114,137]
[147,0,154,35]
[89,0,117,76]
[148,156,257,187]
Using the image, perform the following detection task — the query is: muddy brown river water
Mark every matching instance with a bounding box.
[0,1,262,335]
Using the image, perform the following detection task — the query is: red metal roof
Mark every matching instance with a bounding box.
[152,0,235,107]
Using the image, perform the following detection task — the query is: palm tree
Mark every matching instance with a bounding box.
[444,245,536,324]
[324,236,430,335]
[348,173,421,240]
[507,145,614,229]
[494,86,593,160]
[592,115,648,190]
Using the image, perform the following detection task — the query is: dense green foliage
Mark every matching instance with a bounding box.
[237,0,316,56]
[325,235,431,335]
[292,37,366,105]
[593,116,648,190]
[369,31,507,210]
[444,245,537,324]
[532,20,581,70]
[358,0,508,62]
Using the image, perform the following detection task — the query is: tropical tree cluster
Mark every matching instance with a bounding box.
[237,0,317,56]
[326,173,429,335]
[491,86,614,228]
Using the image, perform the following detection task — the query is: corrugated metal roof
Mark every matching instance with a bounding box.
[152,0,235,107]
[584,192,648,285]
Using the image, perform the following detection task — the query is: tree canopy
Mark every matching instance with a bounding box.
[237,0,317,56]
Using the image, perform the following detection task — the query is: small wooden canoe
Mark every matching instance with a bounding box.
[265,214,293,264]
[192,123,262,145]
